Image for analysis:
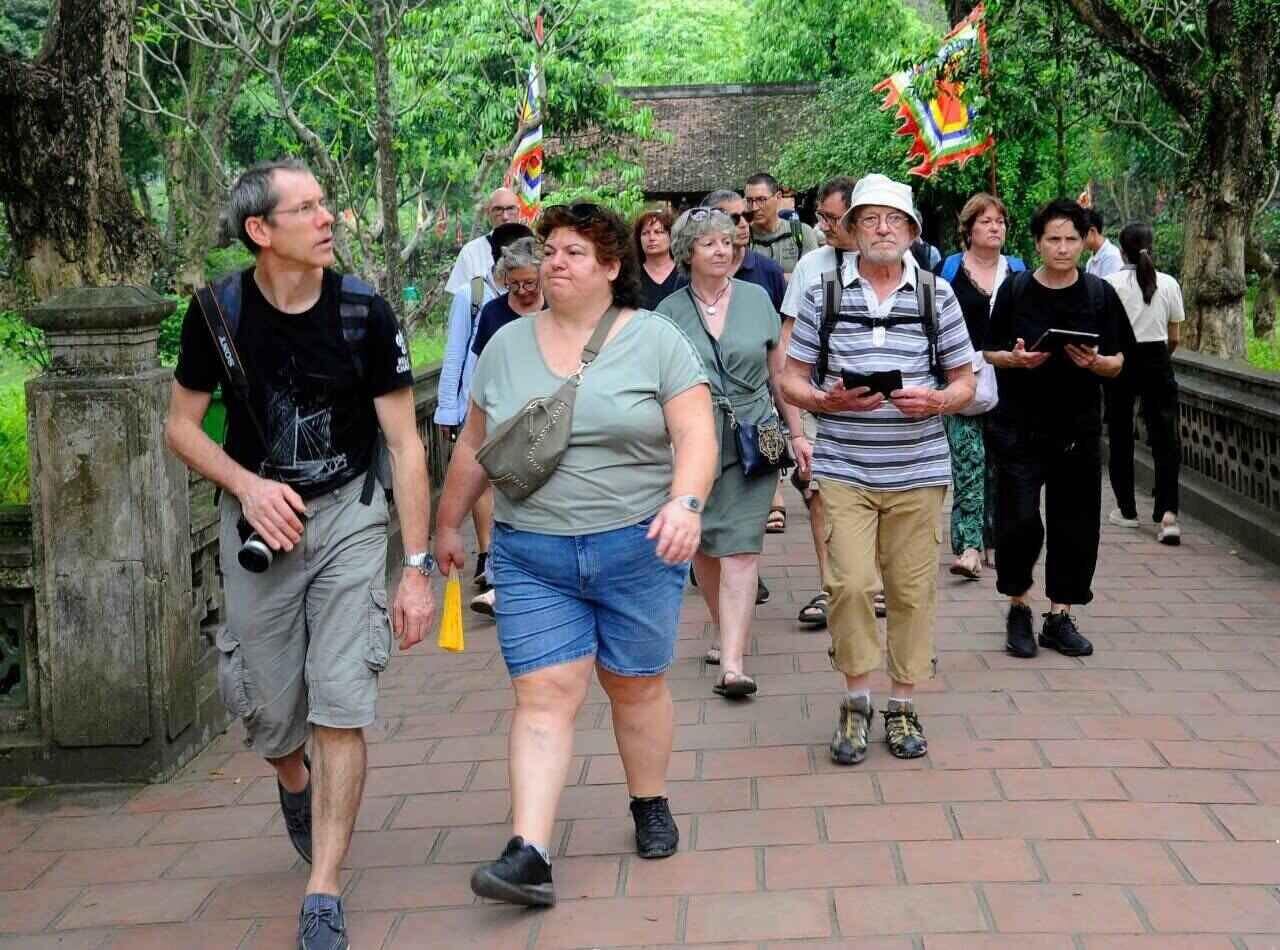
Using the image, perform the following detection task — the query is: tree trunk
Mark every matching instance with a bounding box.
[1247,228,1278,338]
[369,0,403,313]
[0,0,159,298]
[1180,186,1248,358]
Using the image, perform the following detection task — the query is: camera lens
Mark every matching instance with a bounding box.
[238,535,273,573]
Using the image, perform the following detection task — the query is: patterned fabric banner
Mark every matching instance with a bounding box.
[505,61,544,223]
[874,4,994,178]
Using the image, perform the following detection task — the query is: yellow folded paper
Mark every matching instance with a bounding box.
[437,567,465,652]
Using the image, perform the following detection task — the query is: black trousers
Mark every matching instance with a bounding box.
[1105,342,1181,521]
[990,424,1102,606]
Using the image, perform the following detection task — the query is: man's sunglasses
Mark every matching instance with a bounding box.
[688,206,754,225]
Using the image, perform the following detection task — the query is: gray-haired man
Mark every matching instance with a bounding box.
[165,158,434,950]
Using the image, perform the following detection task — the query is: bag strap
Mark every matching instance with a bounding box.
[571,305,622,382]
[813,247,847,387]
[915,267,945,386]
[195,279,270,454]
[940,253,962,284]
[685,288,737,423]
[789,218,804,260]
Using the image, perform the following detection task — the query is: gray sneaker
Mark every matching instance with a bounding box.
[830,696,872,766]
[298,894,348,950]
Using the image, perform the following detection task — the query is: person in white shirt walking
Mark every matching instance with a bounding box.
[444,188,522,294]
[1083,209,1124,279]
[1103,222,1185,545]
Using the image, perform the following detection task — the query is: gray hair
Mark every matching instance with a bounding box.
[219,158,311,254]
[670,207,736,272]
[702,189,742,209]
[495,236,541,283]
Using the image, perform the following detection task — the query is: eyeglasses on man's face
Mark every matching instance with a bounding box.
[816,210,845,228]
[509,278,540,293]
[268,197,331,222]
[743,194,774,207]
[857,211,911,231]
[490,204,519,216]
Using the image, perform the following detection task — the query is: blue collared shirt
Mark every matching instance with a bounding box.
[735,249,786,312]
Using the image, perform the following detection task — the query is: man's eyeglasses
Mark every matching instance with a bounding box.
[856,211,912,231]
[816,211,843,228]
[743,195,773,207]
[268,197,331,221]
[509,278,540,293]
[490,204,519,216]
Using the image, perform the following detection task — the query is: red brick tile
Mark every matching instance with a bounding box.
[1039,738,1162,767]
[366,740,433,767]
[0,849,59,889]
[340,828,438,868]
[391,790,511,829]
[1,786,136,819]
[386,905,534,950]
[56,878,218,929]
[696,806,818,849]
[139,804,276,845]
[1184,715,1280,740]
[1140,670,1243,691]
[1082,939,1236,950]
[37,844,188,886]
[1036,840,1183,883]
[563,814,690,856]
[878,770,1002,803]
[583,750,696,784]
[700,745,810,779]
[924,938,1074,950]
[1154,739,1279,769]
[535,896,678,947]
[362,763,471,797]
[1209,804,1280,840]
[627,846,757,895]
[201,870,350,918]
[997,768,1127,800]
[825,804,954,842]
[1116,768,1255,803]
[1217,691,1280,714]
[1241,772,1280,803]
[686,889,831,942]
[1171,841,1280,883]
[162,835,298,878]
[943,670,1046,692]
[765,941,909,950]
[1074,716,1192,740]
[968,716,1081,740]
[0,886,82,934]
[344,863,475,910]
[0,822,36,853]
[833,883,985,935]
[1113,690,1222,714]
[239,912,394,950]
[1242,939,1280,950]
[0,934,111,950]
[393,711,501,740]
[900,840,1039,883]
[1011,691,1119,714]
[432,822,564,863]
[1135,883,1280,931]
[428,734,509,762]
[927,739,1043,770]
[951,802,1090,839]
[984,883,1143,932]
[24,814,164,851]
[764,842,897,889]
[757,772,876,808]
[545,855,621,900]
[1040,669,1149,691]
[1081,802,1223,840]
[123,781,247,813]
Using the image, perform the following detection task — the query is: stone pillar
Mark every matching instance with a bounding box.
[4,286,219,783]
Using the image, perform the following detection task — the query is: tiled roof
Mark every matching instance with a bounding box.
[618,83,821,195]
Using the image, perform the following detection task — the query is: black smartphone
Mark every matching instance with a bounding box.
[841,369,903,398]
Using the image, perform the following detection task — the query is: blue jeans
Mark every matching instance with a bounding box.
[490,517,687,679]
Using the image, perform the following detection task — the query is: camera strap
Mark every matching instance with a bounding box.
[195,283,271,455]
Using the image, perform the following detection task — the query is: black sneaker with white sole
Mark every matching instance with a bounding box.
[470,836,556,907]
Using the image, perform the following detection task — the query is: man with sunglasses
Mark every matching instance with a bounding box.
[166,159,433,950]
[745,172,821,279]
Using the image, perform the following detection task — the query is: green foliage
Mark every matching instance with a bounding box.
[0,0,47,56]
[0,309,48,372]
[204,245,255,282]
[611,0,748,85]
[0,382,28,505]
[159,297,189,367]
[1245,288,1280,373]
[409,328,447,369]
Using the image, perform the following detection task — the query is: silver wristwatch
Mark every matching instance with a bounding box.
[404,552,436,577]
[673,495,704,514]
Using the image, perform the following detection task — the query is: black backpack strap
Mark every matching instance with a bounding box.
[813,248,847,387]
[789,218,804,260]
[915,267,945,386]
[195,271,269,453]
[336,273,392,507]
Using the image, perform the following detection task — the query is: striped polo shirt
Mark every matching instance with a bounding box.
[787,252,974,491]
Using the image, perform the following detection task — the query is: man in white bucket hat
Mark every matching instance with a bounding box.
[780,173,976,765]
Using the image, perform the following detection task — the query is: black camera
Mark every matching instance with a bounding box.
[236,518,273,573]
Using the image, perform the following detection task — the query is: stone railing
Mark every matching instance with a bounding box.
[0,506,36,742]
[1132,350,1280,561]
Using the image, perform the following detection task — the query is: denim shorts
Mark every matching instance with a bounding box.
[490,517,688,679]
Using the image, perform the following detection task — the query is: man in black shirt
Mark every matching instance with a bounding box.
[984,199,1132,660]
[165,158,434,950]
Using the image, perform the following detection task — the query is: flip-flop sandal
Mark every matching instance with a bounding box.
[765,506,787,533]
[949,556,981,580]
[704,645,721,665]
[713,672,757,698]
[798,592,829,626]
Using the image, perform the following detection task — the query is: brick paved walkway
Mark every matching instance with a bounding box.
[3,483,1280,949]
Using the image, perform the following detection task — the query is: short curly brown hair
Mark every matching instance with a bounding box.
[537,203,643,309]
[631,208,674,264]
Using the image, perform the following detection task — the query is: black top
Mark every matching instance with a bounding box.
[175,269,413,498]
[985,269,1134,438]
[471,293,527,358]
[735,250,786,312]
[640,262,687,310]
[948,262,993,349]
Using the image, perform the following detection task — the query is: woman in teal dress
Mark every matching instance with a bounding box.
[657,207,804,698]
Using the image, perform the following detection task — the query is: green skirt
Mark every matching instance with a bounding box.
[700,461,778,557]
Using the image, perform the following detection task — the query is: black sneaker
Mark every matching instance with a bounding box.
[1005,604,1037,658]
[474,552,491,591]
[297,893,348,950]
[470,836,556,906]
[830,695,872,766]
[279,753,312,864]
[1040,612,1094,657]
[756,577,770,605]
[883,701,928,759]
[630,796,679,859]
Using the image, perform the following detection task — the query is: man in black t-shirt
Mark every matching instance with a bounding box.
[984,199,1133,661]
[165,158,434,950]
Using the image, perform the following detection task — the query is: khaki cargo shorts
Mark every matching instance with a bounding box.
[217,474,392,758]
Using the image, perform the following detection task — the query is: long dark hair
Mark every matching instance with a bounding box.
[1119,222,1157,305]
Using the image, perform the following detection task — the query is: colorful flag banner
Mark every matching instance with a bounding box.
[505,61,544,223]
[874,4,994,178]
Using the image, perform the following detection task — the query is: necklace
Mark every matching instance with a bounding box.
[690,281,730,316]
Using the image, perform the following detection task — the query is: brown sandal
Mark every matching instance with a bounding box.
[713,671,758,699]
[765,506,787,533]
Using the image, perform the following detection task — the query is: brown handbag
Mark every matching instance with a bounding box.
[476,307,621,501]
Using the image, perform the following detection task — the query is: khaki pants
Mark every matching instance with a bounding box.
[822,480,945,685]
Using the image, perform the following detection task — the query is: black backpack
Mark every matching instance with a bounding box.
[813,249,944,388]
[195,268,393,504]
[751,218,806,264]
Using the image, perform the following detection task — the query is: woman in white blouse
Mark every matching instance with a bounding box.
[1103,222,1185,545]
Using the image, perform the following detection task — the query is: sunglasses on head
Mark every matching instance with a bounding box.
[563,202,606,224]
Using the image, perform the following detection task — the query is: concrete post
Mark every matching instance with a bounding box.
[4,286,221,783]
